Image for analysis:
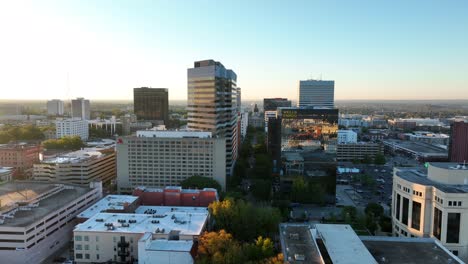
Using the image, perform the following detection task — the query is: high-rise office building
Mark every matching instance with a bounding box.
[187,60,239,175]
[56,118,89,140]
[46,99,64,116]
[71,97,91,120]
[268,107,338,199]
[133,87,169,125]
[449,122,468,162]
[298,80,334,108]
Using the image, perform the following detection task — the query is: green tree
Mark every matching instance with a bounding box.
[180,176,222,192]
[251,179,271,201]
[365,203,384,218]
[42,136,85,150]
[373,153,386,165]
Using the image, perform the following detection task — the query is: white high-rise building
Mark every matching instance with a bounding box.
[187,60,239,176]
[392,163,468,262]
[298,80,334,108]
[337,130,358,144]
[72,97,91,120]
[46,99,64,116]
[56,118,89,140]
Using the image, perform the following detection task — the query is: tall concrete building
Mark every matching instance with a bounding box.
[187,60,239,175]
[46,99,64,116]
[392,163,468,261]
[71,97,91,120]
[133,87,169,125]
[116,130,227,193]
[298,80,334,108]
[449,122,468,162]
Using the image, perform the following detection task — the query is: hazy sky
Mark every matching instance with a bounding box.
[0,0,467,101]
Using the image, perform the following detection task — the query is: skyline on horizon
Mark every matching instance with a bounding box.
[0,1,467,101]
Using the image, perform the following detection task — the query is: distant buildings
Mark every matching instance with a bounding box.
[298,80,334,108]
[383,139,448,162]
[121,114,153,136]
[133,87,169,125]
[389,118,444,130]
[263,98,291,111]
[337,142,383,161]
[33,146,116,185]
[116,130,226,193]
[392,163,468,261]
[0,181,102,264]
[71,97,91,120]
[449,122,468,162]
[248,113,264,128]
[56,118,89,140]
[403,131,450,146]
[337,130,357,144]
[187,60,239,175]
[46,99,64,116]
[0,143,41,179]
[240,112,248,138]
[133,186,218,207]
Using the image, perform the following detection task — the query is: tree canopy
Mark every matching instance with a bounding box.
[0,125,45,143]
[42,136,85,150]
[180,175,222,192]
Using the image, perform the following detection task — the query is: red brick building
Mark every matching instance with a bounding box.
[133,186,219,207]
[0,143,41,179]
[449,122,468,162]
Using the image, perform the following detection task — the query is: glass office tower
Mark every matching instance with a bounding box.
[187,60,239,175]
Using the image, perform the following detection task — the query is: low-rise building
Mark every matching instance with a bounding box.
[77,194,140,221]
[337,130,357,144]
[138,233,194,264]
[56,118,89,140]
[392,163,468,261]
[0,166,13,182]
[73,206,209,263]
[33,146,116,186]
[0,181,102,264]
[404,131,450,146]
[116,130,226,193]
[0,143,41,179]
[337,142,383,161]
[383,139,448,162]
[133,186,218,207]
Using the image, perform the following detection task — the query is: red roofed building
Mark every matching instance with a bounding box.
[133,186,219,207]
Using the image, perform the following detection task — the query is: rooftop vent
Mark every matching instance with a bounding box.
[95,218,104,222]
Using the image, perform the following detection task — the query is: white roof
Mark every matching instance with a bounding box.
[74,209,208,236]
[78,195,139,219]
[41,147,110,164]
[135,206,208,215]
[136,130,212,138]
[147,239,193,252]
[315,224,377,264]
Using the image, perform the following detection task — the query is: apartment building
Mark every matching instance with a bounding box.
[73,206,208,263]
[392,163,468,262]
[0,143,41,179]
[0,181,102,264]
[56,118,89,140]
[116,130,226,193]
[33,147,116,185]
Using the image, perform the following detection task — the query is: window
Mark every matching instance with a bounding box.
[402,197,409,226]
[433,207,442,240]
[97,254,100,260]
[411,201,421,231]
[96,236,99,242]
[75,244,82,250]
[96,245,99,251]
[396,194,401,220]
[76,254,83,259]
[85,254,90,259]
[84,236,89,241]
[446,213,460,243]
[84,245,89,250]
[452,250,459,256]
[75,236,82,241]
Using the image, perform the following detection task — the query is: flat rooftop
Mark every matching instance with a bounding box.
[147,239,193,252]
[279,223,322,264]
[383,140,447,156]
[78,195,139,219]
[0,181,91,227]
[315,224,377,264]
[41,147,111,164]
[361,236,463,264]
[136,130,212,138]
[75,208,208,236]
[396,168,468,193]
[0,167,13,174]
[135,206,209,215]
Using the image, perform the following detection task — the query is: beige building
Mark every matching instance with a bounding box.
[337,142,383,161]
[73,206,208,263]
[392,163,468,262]
[116,130,226,193]
[0,181,102,264]
[33,147,116,186]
